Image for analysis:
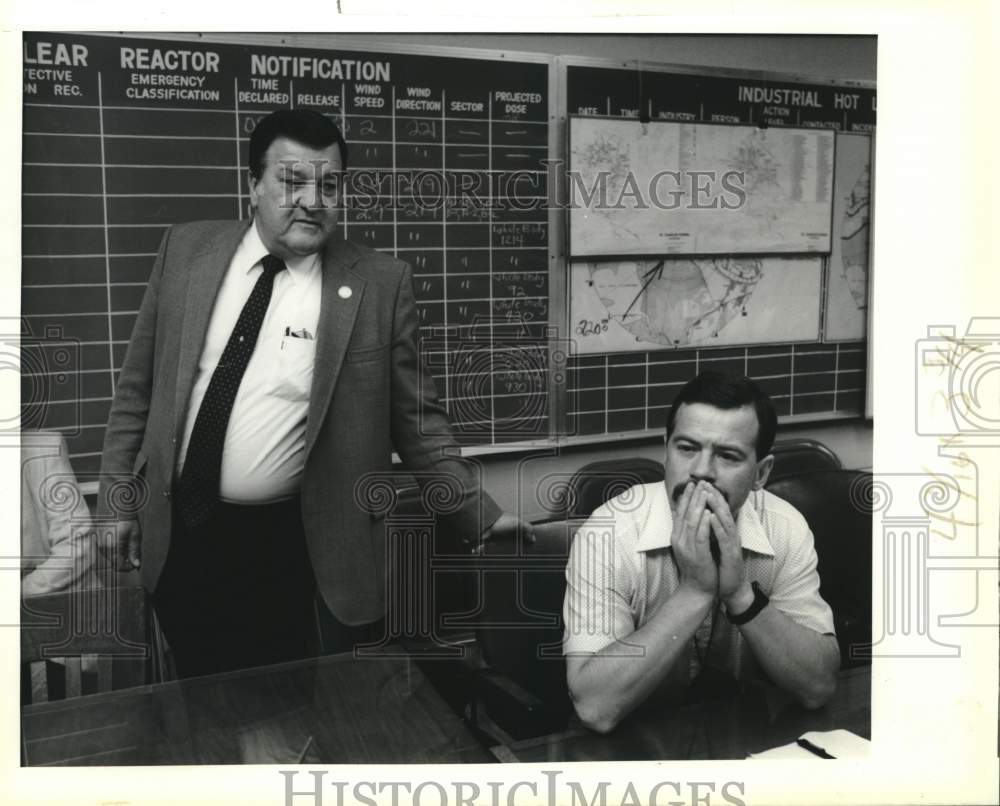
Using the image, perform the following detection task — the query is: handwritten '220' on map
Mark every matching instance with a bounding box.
[569,118,835,256]
[570,257,822,354]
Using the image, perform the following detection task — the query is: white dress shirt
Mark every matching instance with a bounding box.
[176,221,322,503]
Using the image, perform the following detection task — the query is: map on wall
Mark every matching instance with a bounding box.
[568,118,835,256]
[569,257,822,354]
[824,133,872,341]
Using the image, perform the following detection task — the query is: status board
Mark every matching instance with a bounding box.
[20,33,552,475]
[562,61,873,436]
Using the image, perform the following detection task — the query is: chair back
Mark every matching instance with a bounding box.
[388,483,473,649]
[21,585,163,702]
[559,440,840,520]
[562,458,664,519]
[768,438,842,483]
[764,470,872,667]
[475,521,577,721]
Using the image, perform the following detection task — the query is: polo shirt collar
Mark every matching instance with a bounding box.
[635,483,775,557]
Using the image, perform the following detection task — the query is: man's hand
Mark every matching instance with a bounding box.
[113,519,142,570]
[478,511,534,551]
[702,485,747,603]
[671,481,718,596]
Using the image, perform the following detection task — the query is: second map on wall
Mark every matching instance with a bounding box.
[567,117,835,256]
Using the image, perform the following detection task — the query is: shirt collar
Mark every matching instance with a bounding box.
[241,220,321,285]
[635,483,775,557]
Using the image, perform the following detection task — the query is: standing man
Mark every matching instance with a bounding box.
[563,372,840,733]
[99,109,520,678]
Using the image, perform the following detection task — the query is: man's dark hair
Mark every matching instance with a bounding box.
[248,109,348,179]
[665,371,778,459]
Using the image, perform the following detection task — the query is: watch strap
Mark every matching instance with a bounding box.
[726,581,769,625]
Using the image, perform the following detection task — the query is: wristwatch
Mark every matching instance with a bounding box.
[726,581,769,625]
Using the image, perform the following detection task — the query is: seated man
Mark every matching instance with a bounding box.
[563,372,839,733]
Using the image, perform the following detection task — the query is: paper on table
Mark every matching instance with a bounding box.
[748,729,871,759]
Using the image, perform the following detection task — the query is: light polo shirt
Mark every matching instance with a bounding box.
[176,222,322,504]
[563,481,834,695]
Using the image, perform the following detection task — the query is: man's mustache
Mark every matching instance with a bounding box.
[671,480,730,505]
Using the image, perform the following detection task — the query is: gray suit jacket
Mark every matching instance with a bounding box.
[98,220,499,624]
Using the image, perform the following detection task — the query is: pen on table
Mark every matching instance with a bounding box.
[796,737,835,759]
[295,735,314,763]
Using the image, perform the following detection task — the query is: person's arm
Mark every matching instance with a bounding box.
[567,587,712,734]
[709,487,839,708]
[386,263,507,539]
[566,482,720,733]
[97,228,171,569]
[22,438,98,596]
[724,582,839,707]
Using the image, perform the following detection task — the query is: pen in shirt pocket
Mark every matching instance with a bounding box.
[284,326,314,340]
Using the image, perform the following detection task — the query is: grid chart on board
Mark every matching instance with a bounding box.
[21,33,551,474]
[561,62,873,439]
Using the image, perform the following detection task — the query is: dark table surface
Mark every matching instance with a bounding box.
[496,666,871,762]
[22,651,491,765]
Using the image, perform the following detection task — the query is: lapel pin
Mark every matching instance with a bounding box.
[338,285,352,299]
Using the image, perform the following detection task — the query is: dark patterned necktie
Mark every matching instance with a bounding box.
[175,254,287,527]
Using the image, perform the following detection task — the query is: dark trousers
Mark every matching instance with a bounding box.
[153,498,388,679]
[154,498,317,679]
